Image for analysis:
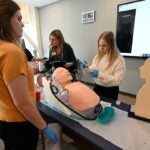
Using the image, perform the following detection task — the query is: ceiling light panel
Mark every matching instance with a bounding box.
[14,0,61,7]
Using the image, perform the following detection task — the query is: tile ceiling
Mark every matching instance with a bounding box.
[14,0,61,7]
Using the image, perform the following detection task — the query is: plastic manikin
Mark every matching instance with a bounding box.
[38,67,102,120]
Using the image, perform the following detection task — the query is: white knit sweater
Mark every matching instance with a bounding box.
[89,55,126,87]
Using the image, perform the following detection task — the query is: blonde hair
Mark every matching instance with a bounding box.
[49,29,65,56]
[95,31,120,69]
[0,0,21,47]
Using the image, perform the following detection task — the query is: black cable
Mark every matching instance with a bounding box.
[41,132,45,150]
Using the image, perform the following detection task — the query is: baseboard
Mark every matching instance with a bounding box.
[128,111,150,123]
[119,91,136,98]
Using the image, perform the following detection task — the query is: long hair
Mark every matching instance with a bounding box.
[49,29,65,56]
[95,31,119,69]
[0,0,20,46]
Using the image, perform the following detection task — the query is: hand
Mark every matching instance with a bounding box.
[89,69,99,77]
[64,62,73,68]
[77,59,88,68]
[43,126,59,144]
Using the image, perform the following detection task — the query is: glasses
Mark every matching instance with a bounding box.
[50,38,57,41]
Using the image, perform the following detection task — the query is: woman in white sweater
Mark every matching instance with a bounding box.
[83,31,126,101]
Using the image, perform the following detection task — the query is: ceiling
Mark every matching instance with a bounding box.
[14,0,61,7]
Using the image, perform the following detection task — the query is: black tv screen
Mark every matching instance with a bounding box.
[116,0,150,58]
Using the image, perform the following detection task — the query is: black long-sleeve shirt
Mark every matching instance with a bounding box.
[45,43,77,75]
[23,48,33,61]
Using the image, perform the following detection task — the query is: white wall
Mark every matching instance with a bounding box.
[38,0,145,95]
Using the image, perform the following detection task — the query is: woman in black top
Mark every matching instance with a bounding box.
[21,39,46,62]
[45,29,77,76]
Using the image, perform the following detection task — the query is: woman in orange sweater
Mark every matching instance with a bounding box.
[0,0,58,149]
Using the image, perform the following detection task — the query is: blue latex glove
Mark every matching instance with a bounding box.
[89,69,99,77]
[77,59,88,68]
[43,126,59,144]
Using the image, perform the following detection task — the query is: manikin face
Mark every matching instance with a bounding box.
[98,39,108,55]
[10,10,24,39]
[49,35,59,47]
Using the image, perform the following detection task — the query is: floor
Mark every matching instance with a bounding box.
[0,93,136,150]
[0,136,81,150]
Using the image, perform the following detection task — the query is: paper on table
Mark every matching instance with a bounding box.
[72,107,150,150]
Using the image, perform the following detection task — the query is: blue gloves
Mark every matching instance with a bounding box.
[43,126,59,144]
[89,69,99,77]
[77,59,88,68]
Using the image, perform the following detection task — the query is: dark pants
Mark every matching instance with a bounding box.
[93,84,119,101]
[0,121,39,150]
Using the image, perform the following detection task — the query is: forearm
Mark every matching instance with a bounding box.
[98,72,123,86]
[32,57,45,62]
[17,101,47,130]
[97,65,125,86]
[8,75,47,130]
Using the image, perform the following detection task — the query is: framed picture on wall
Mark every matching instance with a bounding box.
[81,11,95,24]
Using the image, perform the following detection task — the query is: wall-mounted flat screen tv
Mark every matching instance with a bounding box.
[116,0,150,58]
